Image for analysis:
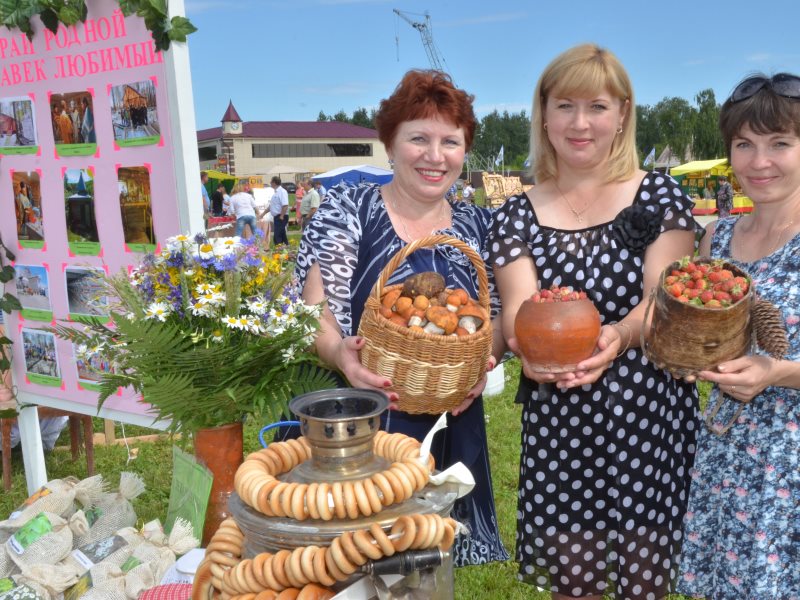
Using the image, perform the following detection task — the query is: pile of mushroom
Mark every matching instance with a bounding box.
[378,272,488,336]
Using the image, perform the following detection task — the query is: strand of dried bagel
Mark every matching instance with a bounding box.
[194,515,458,600]
[233,431,436,521]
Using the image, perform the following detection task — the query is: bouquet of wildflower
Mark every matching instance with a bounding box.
[54,234,332,436]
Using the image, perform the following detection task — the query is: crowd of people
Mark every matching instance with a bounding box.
[288,45,798,600]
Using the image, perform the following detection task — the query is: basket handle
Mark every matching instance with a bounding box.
[369,234,491,311]
[704,392,746,435]
[640,287,656,355]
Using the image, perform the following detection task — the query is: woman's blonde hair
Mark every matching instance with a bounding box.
[530,43,639,183]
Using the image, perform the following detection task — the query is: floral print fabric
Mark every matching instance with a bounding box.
[678,216,800,600]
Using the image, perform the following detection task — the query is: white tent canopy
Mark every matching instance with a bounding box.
[265,164,305,175]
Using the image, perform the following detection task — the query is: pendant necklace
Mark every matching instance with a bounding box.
[554,181,591,223]
[735,216,796,259]
[390,191,448,241]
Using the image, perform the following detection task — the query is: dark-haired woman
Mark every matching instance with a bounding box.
[294,69,508,566]
[678,72,800,600]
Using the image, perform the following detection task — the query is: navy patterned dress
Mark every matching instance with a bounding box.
[295,182,509,566]
[487,174,700,599]
[678,217,800,599]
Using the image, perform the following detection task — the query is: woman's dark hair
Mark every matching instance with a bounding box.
[374,70,476,150]
[719,72,800,159]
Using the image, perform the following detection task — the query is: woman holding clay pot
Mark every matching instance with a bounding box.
[488,44,702,599]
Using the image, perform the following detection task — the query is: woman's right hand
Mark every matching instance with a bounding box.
[335,336,399,402]
[508,336,578,387]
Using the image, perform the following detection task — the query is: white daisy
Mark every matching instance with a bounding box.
[223,315,242,329]
[144,301,171,322]
[246,299,268,315]
[195,242,215,260]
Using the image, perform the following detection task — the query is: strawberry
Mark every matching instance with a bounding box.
[675,295,690,303]
[719,269,734,281]
[698,263,710,274]
[714,291,732,302]
[667,283,685,298]
[691,270,704,281]
[694,279,709,291]
[708,271,723,284]
[700,291,714,304]
[665,275,679,285]
[730,285,745,302]
[705,299,722,308]
[685,280,696,289]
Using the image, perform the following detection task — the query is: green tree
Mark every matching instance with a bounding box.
[472,110,530,170]
[317,111,329,122]
[350,107,375,129]
[652,97,696,163]
[331,110,349,123]
[635,104,661,162]
[693,89,725,159]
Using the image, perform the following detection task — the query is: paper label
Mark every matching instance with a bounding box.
[9,487,52,520]
[0,584,44,600]
[8,513,52,554]
[0,580,14,594]
[120,555,142,573]
[71,534,127,570]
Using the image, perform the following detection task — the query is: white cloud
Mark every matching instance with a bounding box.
[439,12,528,28]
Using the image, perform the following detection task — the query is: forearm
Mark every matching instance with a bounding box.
[769,358,800,390]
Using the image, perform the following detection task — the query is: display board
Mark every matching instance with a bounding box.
[0,0,203,490]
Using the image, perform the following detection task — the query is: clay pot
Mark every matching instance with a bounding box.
[514,298,602,372]
[194,422,243,546]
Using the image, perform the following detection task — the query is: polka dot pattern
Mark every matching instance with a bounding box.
[489,175,700,599]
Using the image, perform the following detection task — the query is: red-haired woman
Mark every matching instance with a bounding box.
[293,70,509,566]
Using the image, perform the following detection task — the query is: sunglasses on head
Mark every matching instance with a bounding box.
[729,73,800,103]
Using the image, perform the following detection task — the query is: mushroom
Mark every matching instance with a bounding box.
[394,296,413,315]
[402,271,445,298]
[404,307,427,327]
[388,314,408,328]
[424,306,458,335]
[379,306,394,319]
[457,304,488,335]
[413,295,430,310]
[381,288,402,310]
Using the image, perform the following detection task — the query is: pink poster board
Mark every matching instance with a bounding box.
[1,0,199,428]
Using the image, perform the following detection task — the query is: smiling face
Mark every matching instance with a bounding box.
[731,123,800,205]
[544,89,627,173]
[387,116,466,203]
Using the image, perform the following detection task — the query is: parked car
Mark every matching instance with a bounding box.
[282,181,297,194]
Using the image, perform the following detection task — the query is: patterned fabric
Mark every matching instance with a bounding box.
[716,182,733,218]
[139,584,192,600]
[678,217,800,600]
[487,174,701,599]
[295,182,509,566]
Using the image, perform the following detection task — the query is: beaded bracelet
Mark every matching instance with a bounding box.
[614,322,632,359]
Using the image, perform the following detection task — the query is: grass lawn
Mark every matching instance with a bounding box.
[0,360,704,599]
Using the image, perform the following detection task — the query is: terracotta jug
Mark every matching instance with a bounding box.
[514,298,601,372]
[194,422,243,545]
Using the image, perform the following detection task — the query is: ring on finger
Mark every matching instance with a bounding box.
[730,385,737,393]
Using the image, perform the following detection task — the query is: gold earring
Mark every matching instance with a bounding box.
[616,126,623,134]
[543,123,548,130]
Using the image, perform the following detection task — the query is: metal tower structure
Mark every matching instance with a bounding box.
[393,9,447,72]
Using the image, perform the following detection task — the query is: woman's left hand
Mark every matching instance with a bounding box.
[450,356,497,416]
[559,324,622,389]
[698,355,778,403]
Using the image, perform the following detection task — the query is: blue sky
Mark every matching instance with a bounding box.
[185,0,798,130]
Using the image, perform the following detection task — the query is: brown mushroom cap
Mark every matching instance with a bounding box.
[381,288,402,310]
[394,296,413,314]
[456,303,488,323]
[425,306,458,335]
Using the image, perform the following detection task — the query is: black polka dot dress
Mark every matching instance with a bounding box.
[488,175,700,599]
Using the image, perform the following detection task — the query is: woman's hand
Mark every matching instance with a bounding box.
[335,336,399,403]
[450,356,497,416]
[698,355,779,403]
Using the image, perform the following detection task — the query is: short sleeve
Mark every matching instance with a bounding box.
[642,174,703,237]
[487,194,537,268]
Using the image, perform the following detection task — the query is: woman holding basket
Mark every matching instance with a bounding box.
[489,44,701,599]
[293,69,509,566]
[678,73,800,599]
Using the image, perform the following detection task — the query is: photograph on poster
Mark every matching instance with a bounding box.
[11,171,45,246]
[0,96,38,153]
[66,267,108,317]
[74,342,116,386]
[118,166,155,245]
[50,91,96,156]
[14,264,52,312]
[64,168,99,243]
[110,80,160,146]
[22,328,60,379]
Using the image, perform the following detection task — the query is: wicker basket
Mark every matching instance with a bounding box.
[357,234,493,415]
[641,258,753,378]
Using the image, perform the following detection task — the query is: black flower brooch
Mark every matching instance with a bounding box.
[612,204,662,253]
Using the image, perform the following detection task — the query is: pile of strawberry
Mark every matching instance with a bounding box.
[663,258,750,308]
[530,285,589,303]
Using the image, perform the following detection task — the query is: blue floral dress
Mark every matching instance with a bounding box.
[678,217,800,600]
[295,182,509,566]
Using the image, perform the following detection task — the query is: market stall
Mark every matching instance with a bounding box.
[670,159,754,215]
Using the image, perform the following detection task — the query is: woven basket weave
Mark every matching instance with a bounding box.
[357,234,492,415]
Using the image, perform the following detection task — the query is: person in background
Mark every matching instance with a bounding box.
[299,179,320,230]
[200,171,211,227]
[69,99,81,143]
[211,183,226,217]
[293,69,509,567]
[716,173,734,218]
[294,179,305,226]
[678,72,800,600]
[489,44,701,599]
[313,180,326,201]
[462,181,475,202]
[703,179,716,201]
[80,96,95,144]
[252,183,273,246]
[229,183,260,238]
[269,176,290,245]
[55,102,73,144]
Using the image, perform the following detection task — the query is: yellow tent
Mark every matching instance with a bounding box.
[203,169,236,181]
[670,158,729,176]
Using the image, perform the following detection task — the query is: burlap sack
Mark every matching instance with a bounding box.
[129,519,197,584]
[73,474,145,549]
[0,477,105,531]
[62,558,155,600]
[0,545,20,579]
[0,581,46,600]
[6,512,88,572]
[5,563,80,600]
[62,527,144,577]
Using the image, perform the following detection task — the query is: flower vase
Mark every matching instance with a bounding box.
[194,421,243,546]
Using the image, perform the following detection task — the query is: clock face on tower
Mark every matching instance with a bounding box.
[231,122,240,130]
